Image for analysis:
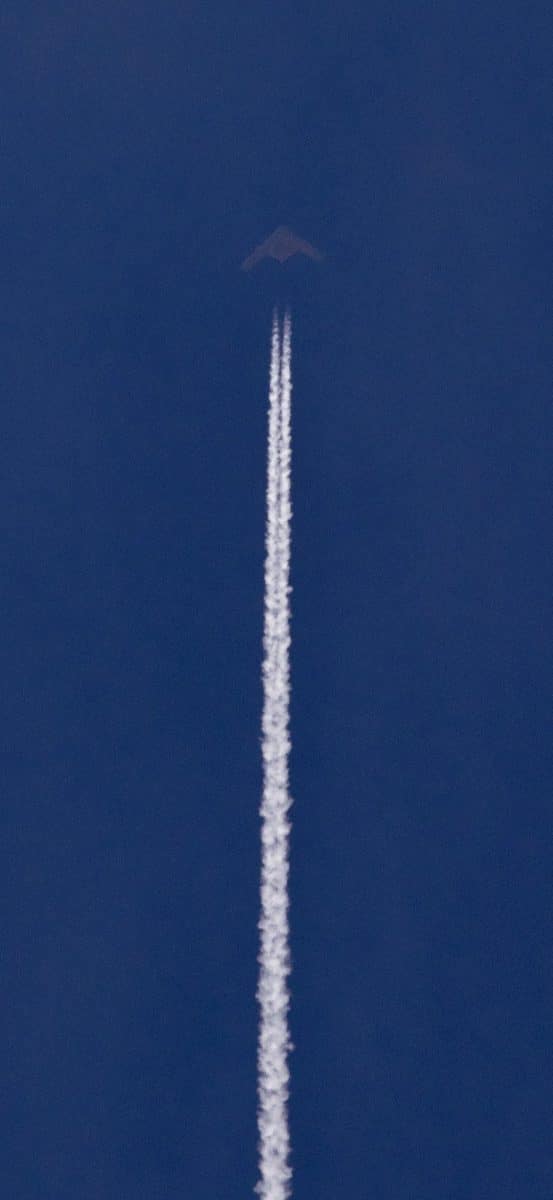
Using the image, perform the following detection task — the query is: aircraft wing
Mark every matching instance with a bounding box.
[241,245,266,271]
[292,236,323,262]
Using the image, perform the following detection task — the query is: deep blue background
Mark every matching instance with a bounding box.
[3,3,552,1197]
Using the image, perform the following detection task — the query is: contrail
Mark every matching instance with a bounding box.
[256,311,293,1200]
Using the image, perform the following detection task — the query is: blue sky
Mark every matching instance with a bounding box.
[3,3,552,1197]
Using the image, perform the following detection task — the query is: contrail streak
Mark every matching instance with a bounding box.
[256,311,293,1200]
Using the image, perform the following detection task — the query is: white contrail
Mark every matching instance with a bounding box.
[256,310,293,1200]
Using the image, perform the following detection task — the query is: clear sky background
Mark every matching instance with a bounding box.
[3,3,552,1197]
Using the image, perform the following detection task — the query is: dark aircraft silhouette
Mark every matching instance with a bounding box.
[241,226,323,271]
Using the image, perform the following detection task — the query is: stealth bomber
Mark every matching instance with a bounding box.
[241,226,323,271]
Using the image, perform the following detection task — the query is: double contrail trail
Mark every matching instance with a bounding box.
[256,311,293,1200]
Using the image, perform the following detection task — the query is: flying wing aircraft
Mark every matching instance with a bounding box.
[241,226,323,271]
